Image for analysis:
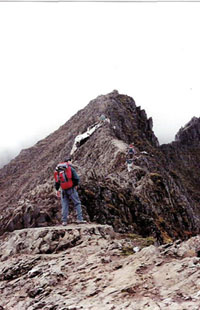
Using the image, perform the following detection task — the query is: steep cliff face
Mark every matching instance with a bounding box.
[161,116,200,228]
[0,91,199,244]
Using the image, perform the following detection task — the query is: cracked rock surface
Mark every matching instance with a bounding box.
[0,224,200,310]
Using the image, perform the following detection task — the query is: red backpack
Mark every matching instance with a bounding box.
[54,162,73,190]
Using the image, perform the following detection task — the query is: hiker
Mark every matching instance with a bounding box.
[99,114,106,122]
[54,157,86,225]
[99,114,110,124]
[126,144,136,172]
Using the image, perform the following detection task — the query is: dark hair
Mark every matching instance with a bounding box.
[65,157,72,162]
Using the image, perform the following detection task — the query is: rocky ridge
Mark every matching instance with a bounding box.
[0,224,200,310]
[0,90,200,244]
[0,90,200,310]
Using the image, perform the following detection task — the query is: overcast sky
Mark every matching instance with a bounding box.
[0,2,200,167]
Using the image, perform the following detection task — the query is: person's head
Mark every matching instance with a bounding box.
[65,157,72,164]
[129,144,134,148]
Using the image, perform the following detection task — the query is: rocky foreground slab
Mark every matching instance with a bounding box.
[0,224,200,310]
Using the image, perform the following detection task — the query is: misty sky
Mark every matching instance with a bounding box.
[0,2,200,167]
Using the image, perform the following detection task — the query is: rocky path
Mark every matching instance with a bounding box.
[0,224,200,310]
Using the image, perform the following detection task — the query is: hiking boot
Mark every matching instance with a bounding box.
[62,222,67,226]
[76,220,87,224]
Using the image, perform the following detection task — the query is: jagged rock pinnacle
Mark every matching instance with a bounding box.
[175,116,200,144]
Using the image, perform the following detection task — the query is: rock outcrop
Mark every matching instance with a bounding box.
[161,116,200,229]
[0,224,200,310]
[0,90,200,244]
[175,117,200,145]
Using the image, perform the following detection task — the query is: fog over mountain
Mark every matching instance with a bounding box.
[1,3,200,169]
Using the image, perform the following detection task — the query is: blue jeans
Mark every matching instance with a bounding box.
[61,187,83,222]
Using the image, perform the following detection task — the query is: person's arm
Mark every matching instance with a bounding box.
[71,167,80,187]
[55,181,60,191]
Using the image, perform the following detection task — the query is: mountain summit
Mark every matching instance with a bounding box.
[0,90,200,244]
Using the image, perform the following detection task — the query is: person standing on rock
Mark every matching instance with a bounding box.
[54,157,86,226]
[126,144,136,172]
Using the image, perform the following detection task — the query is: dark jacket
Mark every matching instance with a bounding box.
[55,165,80,191]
